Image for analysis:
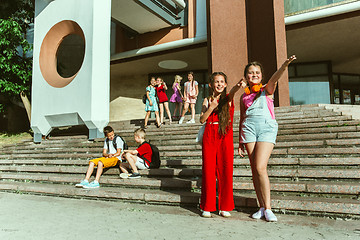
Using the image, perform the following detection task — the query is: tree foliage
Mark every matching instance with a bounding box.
[0,0,34,112]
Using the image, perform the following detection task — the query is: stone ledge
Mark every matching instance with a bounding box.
[1,173,359,195]
[0,181,359,216]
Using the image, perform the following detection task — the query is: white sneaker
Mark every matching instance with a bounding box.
[75,179,89,188]
[201,211,211,218]
[120,173,131,179]
[186,119,195,124]
[264,209,278,222]
[252,207,265,219]
[219,210,231,218]
[178,117,185,124]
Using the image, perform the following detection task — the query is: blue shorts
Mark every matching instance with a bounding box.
[240,117,278,144]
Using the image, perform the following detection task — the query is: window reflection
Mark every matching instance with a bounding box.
[289,81,331,105]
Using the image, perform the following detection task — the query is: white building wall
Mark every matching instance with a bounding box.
[31,0,111,142]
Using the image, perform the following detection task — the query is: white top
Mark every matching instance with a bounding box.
[185,81,198,96]
[103,136,124,160]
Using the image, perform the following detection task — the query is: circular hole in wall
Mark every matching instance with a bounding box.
[39,20,85,88]
[56,34,85,78]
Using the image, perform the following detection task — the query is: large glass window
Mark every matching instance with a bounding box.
[333,73,360,104]
[284,0,356,15]
[288,62,332,105]
[289,80,331,105]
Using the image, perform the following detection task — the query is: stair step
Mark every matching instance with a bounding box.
[1,172,359,195]
[2,146,359,159]
[1,173,359,197]
[2,138,360,156]
[3,132,360,152]
[1,157,359,167]
[0,181,358,216]
[278,125,360,135]
[1,165,358,180]
[276,115,352,124]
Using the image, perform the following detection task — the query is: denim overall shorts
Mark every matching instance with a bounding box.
[240,91,278,144]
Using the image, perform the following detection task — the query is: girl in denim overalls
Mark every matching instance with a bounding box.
[239,56,296,222]
[199,72,246,218]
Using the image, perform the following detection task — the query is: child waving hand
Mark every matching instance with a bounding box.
[199,72,246,218]
[239,55,296,222]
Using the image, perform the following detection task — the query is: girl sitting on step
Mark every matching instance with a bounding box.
[199,72,246,218]
[239,55,296,222]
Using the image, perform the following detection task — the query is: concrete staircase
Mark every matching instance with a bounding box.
[0,104,359,218]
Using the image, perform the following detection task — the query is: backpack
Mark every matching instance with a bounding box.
[106,135,128,151]
[140,141,160,169]
[142,94,147,104]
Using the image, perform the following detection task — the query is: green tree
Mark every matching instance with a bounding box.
[0,0,34,113]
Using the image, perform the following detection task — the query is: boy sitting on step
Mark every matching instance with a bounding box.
[119,128,152,179]
[75,126,124,188]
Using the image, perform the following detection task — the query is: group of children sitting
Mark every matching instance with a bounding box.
[75,126,153,189]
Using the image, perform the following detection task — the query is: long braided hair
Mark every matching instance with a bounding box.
[209,72,230,136]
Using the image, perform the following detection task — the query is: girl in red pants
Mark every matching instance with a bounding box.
[199,72,245,218]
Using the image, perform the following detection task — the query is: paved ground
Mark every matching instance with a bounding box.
[0,192,359,240]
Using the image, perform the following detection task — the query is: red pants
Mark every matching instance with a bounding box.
[200,124,234,212]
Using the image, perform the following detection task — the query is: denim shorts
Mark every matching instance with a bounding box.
[240,117,278,144]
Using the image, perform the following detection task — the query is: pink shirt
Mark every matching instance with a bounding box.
[242,91,276,119]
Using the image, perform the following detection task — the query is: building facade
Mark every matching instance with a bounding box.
[30,0,360,141]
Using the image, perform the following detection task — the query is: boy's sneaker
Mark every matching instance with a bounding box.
[83,181,100,189]
[186,119,195,124]
[120,173,132,179]
[75,180,89,188]
[252,207,265,219]
[264,209,278,222]
[128,173,141,179]
[178,117,185,124]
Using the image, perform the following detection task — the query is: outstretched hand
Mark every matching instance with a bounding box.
[233,77,247,89]
[238,78,247,88]
[283,55,296,67]
[228,77,247,100]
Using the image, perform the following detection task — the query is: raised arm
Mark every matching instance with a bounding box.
[228,78,246,101]
[265,55,296,95]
